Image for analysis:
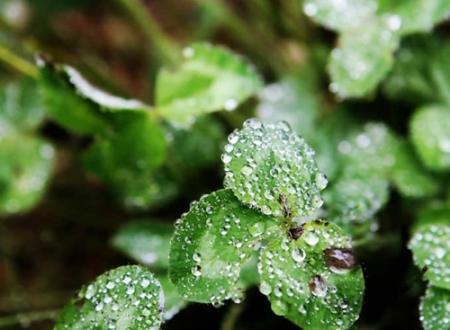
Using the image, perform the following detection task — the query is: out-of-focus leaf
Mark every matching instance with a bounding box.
[258,220,364,330]
[391,141,439,198]
[112,220,173,269]
[410,106,450,171]
[419,285,450,330]
[384,37,450,105]
[328,21,399,98]
[166,115,225,169]
[169,189,277,305]
[223,119,327,217]
[0,134,54,216]
[155,43,263,127]
[158,275,187,321]
[0,79,45,133]
[55,265,164,330]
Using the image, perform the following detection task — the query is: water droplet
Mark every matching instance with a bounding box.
[224,99,238,111]
[304,232,319,246]
[304,2,318,16]
[191,265,202,277]
[221,154,232,164]
[241,165,253,176]
[260,281,272,295]
[309,275,327,298]
[386,15,402,31]
[324,248,356,273]
[315,173,328,190]
[243,118,262,130]
[193,252,202,263]
[291,247,306,263]
[271,300,288,316]
[249,222,265,237]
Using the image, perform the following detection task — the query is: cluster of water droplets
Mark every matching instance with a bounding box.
[222,119,327,218]
[409,224,450,289]
[59,266,163,330]
[257,221,363,329]
[420,286,450,330]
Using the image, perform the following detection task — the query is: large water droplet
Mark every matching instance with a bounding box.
[309,275,328,298]
[291,247,306,263]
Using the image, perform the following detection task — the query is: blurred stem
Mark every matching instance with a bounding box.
[0,44,38,78]
[220,302,245,330]
[115,0,180,66]
[0,308,59,327]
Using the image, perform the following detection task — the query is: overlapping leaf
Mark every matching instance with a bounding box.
[419,285,450,330]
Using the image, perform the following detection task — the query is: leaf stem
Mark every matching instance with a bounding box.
[220,302,245,330]
[0,308,60,327]
[115,0,180,66]
[0,44,38,78]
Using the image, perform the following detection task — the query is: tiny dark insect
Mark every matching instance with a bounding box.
[289,225,304,240]
[324,248,357,270]
[278,194,292,218]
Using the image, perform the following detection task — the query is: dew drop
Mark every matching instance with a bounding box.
[291,247,306,263]
[191,265,202,277]
[241,165,253,176]
[309,275,328,298]
[260,281,272,295]
[304,232,319,246]
[224,99,238,111]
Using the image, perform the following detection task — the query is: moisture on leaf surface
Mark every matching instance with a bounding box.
[410,106,450,171]
[55,265,163,330]
[223,119,327,217]
[155,43,263,127]
[0,134,54,215]
[419,285,450,330]
[112,220,173,269]
[258,220,364,330]
[169,189,277,305]
[409,223,450,289]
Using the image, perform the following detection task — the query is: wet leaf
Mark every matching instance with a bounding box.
[328,21,399,98]
[0,79,45,133]
[55,265,163,330]
[223,119,326,218]
[258,220,364,330]
[409,222,450,289]
[112,220,173,269]
[155,43,263,127]
[169,189,277,305]
[0,134,54,215]
[391,141,439,198]
[420,285,450,330]
[410,106,450,171]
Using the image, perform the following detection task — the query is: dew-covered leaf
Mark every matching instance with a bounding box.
[55,265,164,330]
[39,63,109,135]
[302,0,377,31]
[337,122,399,177]
[378,0,450,35]
[419,285,450,330]
[391,141,439,198]
[0,134,54,216]
[158,275,187,321]
[409,223,450,289]
[223,119,326,218]
[410,106,450,171]
[169,189,277,305]
[112,220,173,269]
[0,79,45,133]
[324,174,389,238]
[166,115,225,169]
[155,43,263,127]
[258,220,364,330]
[328,21,399,98]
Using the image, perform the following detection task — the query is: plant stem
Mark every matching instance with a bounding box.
[0,308,59,327]
[0,44,38,78]
[220,302,245,330]
[115,0,180,66]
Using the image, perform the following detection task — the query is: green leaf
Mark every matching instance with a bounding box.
[420,285,450,330]
[112,220,173,269]
[0,134,54,216]
[39,63,109,135]
[410,106,450,171]
[302,0,377,31]
[324,174,389,238]
[328,20,399,98]
[378,0,450,35]
[337,122,399,177]
[158,275,187,321]
[0,79,45,133]
[383,36,450,105]
[391,141,439,198]
[155,43,263,127]
[258,220,364,330]
[166,115,225,169]
[409,223,450,289]
[55,265,163,330]
[223,119,327,217]
[169,189,277,305]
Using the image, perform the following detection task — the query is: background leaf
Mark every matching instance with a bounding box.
[419,285,450,330]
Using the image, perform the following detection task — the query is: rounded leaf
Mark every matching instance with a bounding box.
[169,189,276,305]
[258,220,364,330]
[410,106,450,171]
[55,265,164,330]
[223,119,326,217]
[420,285,450,330]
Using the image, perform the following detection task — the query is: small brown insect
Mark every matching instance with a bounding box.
[324,248,357,270]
